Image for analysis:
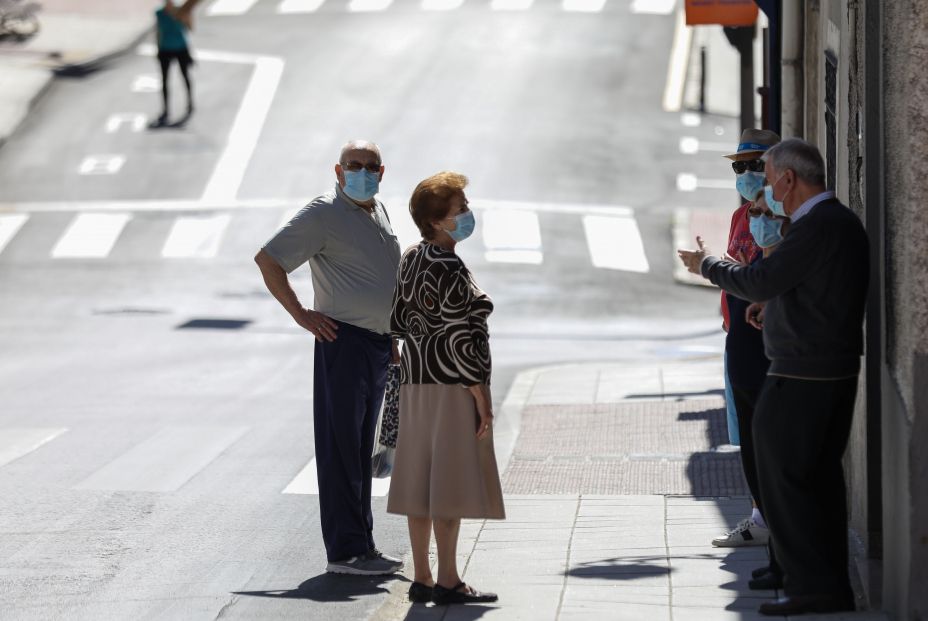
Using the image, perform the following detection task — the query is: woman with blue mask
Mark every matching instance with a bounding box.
[388,171,503,607]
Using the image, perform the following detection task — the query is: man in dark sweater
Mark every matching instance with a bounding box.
[678,139,869,616]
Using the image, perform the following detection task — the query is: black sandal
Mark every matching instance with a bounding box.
[408,581,433,603]
[432,581,498,605]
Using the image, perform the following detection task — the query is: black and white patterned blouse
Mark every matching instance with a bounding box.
[391,241,493,386]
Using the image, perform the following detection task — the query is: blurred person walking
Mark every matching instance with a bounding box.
[388,172,505,606]
[151,0,197,128]
[678,139,869,616]
[255,140,403,576]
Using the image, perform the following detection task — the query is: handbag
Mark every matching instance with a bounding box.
[371,364,400,478]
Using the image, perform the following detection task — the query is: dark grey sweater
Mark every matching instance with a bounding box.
[701,198,869,379]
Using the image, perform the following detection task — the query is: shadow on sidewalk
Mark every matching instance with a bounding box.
[233,573,404,603]
[567,558,672,580]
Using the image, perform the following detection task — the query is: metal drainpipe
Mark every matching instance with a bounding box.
[781,0,804,137]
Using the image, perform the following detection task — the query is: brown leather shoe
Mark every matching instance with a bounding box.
[759,594,854,616]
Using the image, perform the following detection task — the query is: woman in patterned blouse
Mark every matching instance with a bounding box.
[387,172,505,606]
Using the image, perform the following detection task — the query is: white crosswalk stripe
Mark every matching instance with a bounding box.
[75,426,248,492]
[161,214,231,258]
[283,457,391,496]
[277,0,326,12]
[482,209,543,264]
[582,214,650,273]
[0,213,29,255]
[0,428,67,468]
[51,213,131,259]
[347,0,393,11]
[207,0,262,15]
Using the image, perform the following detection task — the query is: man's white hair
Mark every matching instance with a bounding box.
[339,140,381,165]
[761,138,826,187]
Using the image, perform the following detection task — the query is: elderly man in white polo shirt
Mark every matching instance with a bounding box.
[255,140,403,576]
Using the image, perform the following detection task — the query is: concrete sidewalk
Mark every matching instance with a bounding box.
[0,0,154,146]
[371,360,888,621]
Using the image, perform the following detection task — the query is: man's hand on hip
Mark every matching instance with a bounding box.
[294,308,339,342]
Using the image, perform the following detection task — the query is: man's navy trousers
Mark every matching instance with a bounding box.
[313,320,391,562]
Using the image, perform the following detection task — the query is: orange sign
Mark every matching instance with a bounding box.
[684,0,758,26]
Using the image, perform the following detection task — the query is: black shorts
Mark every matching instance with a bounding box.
[158,48,194,68]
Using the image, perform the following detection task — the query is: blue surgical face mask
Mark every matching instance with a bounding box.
[736,171,766,202]
[764,174,789,217]
[342,169,380,202]
[749,214,784,248]
[445,210,475,242]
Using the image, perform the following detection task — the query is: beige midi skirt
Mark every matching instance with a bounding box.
[386,384,506,520]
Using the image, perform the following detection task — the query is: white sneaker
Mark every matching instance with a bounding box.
[711,518,769,547]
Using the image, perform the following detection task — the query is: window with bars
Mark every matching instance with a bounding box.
[825,51,838,191]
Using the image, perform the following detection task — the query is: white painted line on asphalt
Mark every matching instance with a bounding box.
[421,0,464,9]
[348,0,392,10]
[661,6,691,112]
[676,173,731,191]
[278,0,326,12]
[679,137,732,154]
[563,0,605,12]
[201,57,284,204]
[632,0,675,14]
[583,214,650,273]
[0,214,29,255]
[51,213,131,259]
[207,0,260,16]
[161,214,231,258]
[78,155,126,176]
[681,112,702,127]
[491,0,533,10]
[283,457,391,497]
[75,426,248,492]
[482,209,543,265]
[105,114,147,134]
[131,74,160,93]
[0,428,67,468]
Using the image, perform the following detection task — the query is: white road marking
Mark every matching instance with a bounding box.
[491,0,533,10]
[278,0,326,12]
[283,457,391,496]
[0,428,67,468]
[421,0,464,9]
[681,112,702,127]
[131,74,161,93]
[563,0,605,11]
[79,155,126,176]
[0,214,29,254]
[583,214,650,273]
[207,0,261,15]
[161,214,231,258]
[348,0,393,10]
[632,0,675,14]
[676,173,732,191]
[201,57,284,203]
[482,209,543,265]
[661,6,691,112]
[51,213,131,259]
[680,137,734,154]
[75,426,248,492]
[105,114,147,134]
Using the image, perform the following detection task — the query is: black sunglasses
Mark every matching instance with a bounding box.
[342,161,382,173]
[732,159,765,174]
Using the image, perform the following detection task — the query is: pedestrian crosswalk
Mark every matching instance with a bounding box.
[203,0,674,15]
[0,424,387,497]
[0,204,652,274]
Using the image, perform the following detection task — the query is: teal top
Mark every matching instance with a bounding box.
[156,8,188,51]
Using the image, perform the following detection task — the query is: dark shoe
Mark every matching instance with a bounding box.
[432,582,498,605]
[408,582,433,603]
[758,594,854,616]
[752,565,772,579]
[148,113,169,129]
[749,572,783,590]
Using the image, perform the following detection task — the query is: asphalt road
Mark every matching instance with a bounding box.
[0,1,739,619]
